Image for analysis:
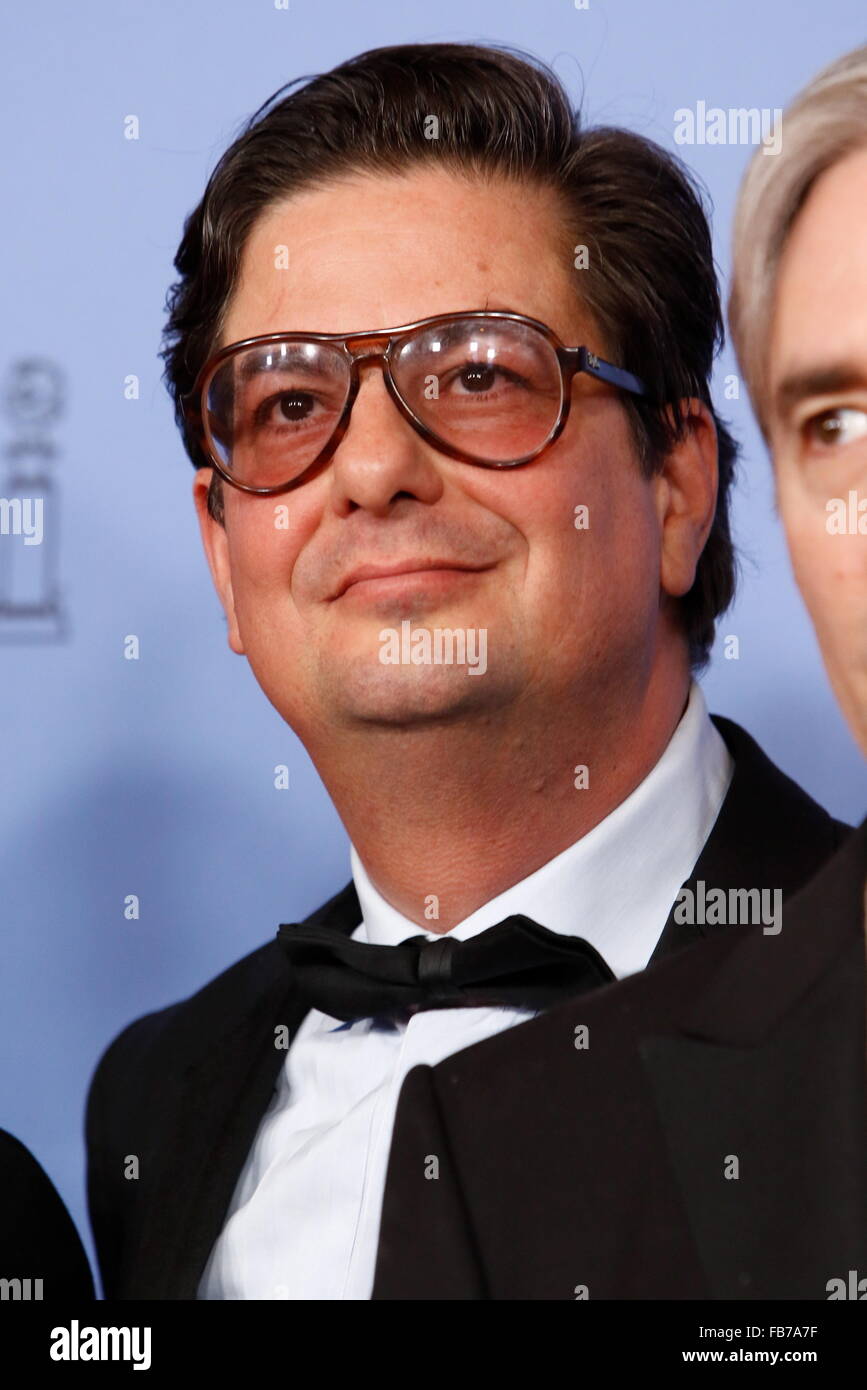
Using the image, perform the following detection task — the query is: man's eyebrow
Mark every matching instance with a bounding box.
[237,345,323,381]
[774,362,867,416]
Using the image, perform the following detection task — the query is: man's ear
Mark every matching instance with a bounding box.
[653,400,719,599]
[192,470,245,655]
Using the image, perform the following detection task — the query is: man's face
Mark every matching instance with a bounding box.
[195,167,673,747]
[767,146,867,756]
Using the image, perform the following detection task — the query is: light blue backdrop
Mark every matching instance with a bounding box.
[2,0,865,1295]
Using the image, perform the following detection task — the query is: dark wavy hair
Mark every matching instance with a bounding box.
[160,41,738,670]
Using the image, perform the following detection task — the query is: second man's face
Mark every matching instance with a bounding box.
[193,166,686,754]
[767,145,867,756]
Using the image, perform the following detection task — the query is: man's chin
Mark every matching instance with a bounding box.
[319,667,500,729]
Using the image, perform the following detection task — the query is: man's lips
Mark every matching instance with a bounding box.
[332,561,490,599]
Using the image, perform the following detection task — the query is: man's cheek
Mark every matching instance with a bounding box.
[230,535,294,601]
[832,546,867,627]
[779,492,819,572]
[231,582,289,656]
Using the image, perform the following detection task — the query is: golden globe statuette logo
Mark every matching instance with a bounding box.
[0,358,67,642]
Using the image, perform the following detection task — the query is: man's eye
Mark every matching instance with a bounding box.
[804,407,867,448]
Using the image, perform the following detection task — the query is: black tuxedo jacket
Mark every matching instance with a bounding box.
[371,815,867,1300]
[0,1130,95,1300]
[85,717,851,1299]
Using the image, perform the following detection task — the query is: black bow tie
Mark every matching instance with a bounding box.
[276,914,615,1022]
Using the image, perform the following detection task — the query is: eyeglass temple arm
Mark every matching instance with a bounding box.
[572,347,647,398]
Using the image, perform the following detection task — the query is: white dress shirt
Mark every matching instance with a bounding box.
[198,680,733,1300]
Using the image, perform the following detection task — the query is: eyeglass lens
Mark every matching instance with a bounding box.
[202,317,564,488]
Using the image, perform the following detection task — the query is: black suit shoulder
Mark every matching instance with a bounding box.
[87,878,358,1106]
[87,937,286,1104]
[84,880,357,1297]
[83,940,281,1298]
[0,1130,95,1300]
[710,713,851,868]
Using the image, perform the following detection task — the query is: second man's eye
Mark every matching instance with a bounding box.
[805,406,867,448]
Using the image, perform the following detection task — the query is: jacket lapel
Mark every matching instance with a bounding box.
[637,713,859,1296]
[649,714,847,963]
[130,880,362,1299]
[639,818,867,1297]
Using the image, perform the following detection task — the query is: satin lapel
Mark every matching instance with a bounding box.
[131,880,361,1299]
[639,819,867,1298]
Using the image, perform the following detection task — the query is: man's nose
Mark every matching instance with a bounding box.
[328,358,443,514]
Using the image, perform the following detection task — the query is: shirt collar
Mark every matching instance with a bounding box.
[349,680,733,978]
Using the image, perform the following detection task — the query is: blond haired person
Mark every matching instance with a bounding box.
[730,44,867,951]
